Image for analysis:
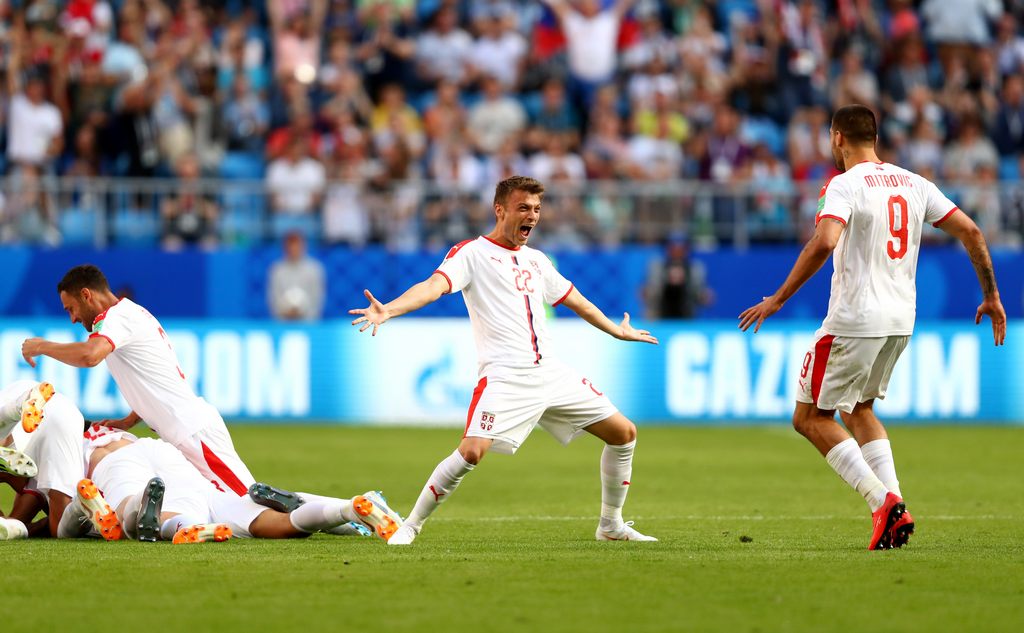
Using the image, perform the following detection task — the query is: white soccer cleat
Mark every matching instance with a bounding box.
[0,446,38,478]
[351,491,404,541]
[0,517,29,540]
[386,523,418,546]
[595,521,658,542]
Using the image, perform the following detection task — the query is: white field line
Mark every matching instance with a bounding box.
[431,514,1013,522]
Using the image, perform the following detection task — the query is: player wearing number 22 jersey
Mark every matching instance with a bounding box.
[21,265,256,495]
[739,105,1007,551]
[350,176,660,545]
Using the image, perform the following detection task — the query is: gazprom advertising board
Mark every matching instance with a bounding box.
[0,319,1019,424]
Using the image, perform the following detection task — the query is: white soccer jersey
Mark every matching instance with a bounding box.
[82,423,138,465]
[815,161,958,337]
[5,381,85,498]
[434,237,574,376]
[89,298,205,446]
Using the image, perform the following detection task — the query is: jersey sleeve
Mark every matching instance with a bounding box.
[434,240,474,294]
[539,255,574,306]
[815,176,853,226]
[923,179,959,226]
[89,305,131,350]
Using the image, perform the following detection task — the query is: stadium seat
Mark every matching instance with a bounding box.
[220,151,266,180]
[112,208,160,247]
[58,207,99,246]
[999,156,1020,181]
[270,213,320,241]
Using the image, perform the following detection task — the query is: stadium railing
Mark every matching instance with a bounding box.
[0,177,1019,249]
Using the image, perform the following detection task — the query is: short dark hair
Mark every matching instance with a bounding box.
[832,104,877,145]
[57,264,111,295]
[493,176,545,207]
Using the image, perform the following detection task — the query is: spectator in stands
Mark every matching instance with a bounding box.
[5,64,64,174]
[992,74,1024,158]
[266,107,322,162]
[633,88,689,145]
[995,13,1024,77]
[323,157,371,247]
[529,132,586,185]
[266,135,326,217]
[643,236,711,320]
[944,115,1000,181]
[779,0,828,111]
[831,46,879,110]
[481,136,529,185]
[624,112,683,181]
[320,67,374,129]
[354,0,416,99]
[370,83,422,144]
[540,0,638,108]
[703,105,752,183]
[423,79,466,142]
[470,2,526,90]
[622,6,676,73]
[677,4,726,75]
[222,74,270,153]
[920,0,1002,76]
[466,74,527,156]
[414,5,473,88]
[63,124,101,177]
[270,0,326,84]
[216,16,268,93]
[582,111,628,180]
[900,118,944,178]
[526,78,579,153]
[268,231,326,321]
[160,153,218,251]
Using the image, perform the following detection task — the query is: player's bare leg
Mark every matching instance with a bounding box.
[840,400,914,547]
[389,436,489,545]
[793,402,904,549]
[585,413,656,542]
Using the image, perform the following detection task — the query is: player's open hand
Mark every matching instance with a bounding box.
[618,312,658,345]
[21,337,43,368]
[975,296,1007,346]
[348,289,390,336]
[738,296,782,333]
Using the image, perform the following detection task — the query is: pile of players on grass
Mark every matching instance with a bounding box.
[0,381,403,544]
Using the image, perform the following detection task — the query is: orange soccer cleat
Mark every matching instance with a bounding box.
[172,523,233,544]
[20,382,55,433]
[77,478,123,541]
[351,492,403,541]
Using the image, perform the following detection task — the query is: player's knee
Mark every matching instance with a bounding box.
[459,446,485,465]
[792,411,811,438]
[617,421,637,445]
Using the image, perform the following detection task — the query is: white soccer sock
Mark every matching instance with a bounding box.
[288,499,351,533]
[160,514,205,540]
[0,517,29,540]
[861,439,902,498]
[57,498,90,538]
[405,449,475,530]
[599,440,635,530]
[120,491,144,540]
[825,438,889,512]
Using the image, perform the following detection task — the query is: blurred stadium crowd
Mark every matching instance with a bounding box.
[1,0,1023,250]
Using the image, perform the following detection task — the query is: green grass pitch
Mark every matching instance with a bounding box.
[2,425,1022,632]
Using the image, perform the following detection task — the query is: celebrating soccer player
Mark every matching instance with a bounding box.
[739,104,1007,550]
[21,265,256,496]
[350,175,659,544]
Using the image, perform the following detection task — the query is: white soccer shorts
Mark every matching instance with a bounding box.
[463,360,619,454]
[172,407,256,497]
[796,329,910,413]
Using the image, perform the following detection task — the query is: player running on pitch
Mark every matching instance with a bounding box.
[739,104,1006,550]
[21,265,256,495]
[350,175,659,545]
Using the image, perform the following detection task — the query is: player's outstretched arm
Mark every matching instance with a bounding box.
[739,218,844,332]
[937,210,1007,345]
[21,336,113,368]
[348,273,450,336]
[560,287,658,344]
